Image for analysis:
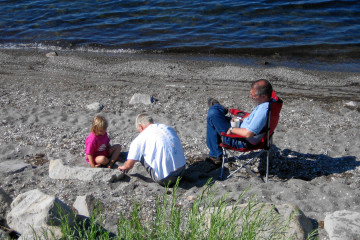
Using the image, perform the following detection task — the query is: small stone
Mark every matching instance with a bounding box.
[45,51,58,57]
[345,101,356,107]
[186,195,196,201]
[86,102,104,112]
[129,93,155,105]
[344,101,357,110]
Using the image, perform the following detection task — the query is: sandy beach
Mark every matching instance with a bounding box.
[0,49,359,239]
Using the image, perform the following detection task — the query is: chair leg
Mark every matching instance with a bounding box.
[266,150,269,183]
[220,148,226,180]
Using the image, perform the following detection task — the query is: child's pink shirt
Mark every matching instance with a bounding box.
[84,132,110,163]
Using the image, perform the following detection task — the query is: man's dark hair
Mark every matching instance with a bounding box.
[251,79,273,99]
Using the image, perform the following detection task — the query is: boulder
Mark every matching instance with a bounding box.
[0,160,31,174]
[324,210,360,240]
[49,159,124,182]
[6,189,75,239]
[129,93,154,105]
[73,195,98,218]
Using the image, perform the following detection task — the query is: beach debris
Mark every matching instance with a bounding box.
[73,195,98,218]
[86,102,104,112]
[324,210,360,240]
[45,51,58,57]
[49,159,125,182]
[6,189,75,239]
[25,153,48,166]
[129,93,155,105]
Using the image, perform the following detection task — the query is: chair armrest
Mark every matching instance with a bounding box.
[229,109,250,118]
[220,132,246,139]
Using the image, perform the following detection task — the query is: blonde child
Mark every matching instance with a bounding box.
[85,115,121,168]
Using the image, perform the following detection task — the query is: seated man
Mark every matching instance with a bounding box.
[118,113,186,187]
[206,79,273,165]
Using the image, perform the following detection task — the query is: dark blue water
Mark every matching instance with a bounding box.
[1,0,360,61]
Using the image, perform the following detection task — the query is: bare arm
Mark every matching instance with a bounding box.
[226,127,254,138]
[118,159,136,173]
[87,154,101,168]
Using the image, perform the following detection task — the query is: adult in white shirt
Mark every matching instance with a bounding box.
[118,113,186,187]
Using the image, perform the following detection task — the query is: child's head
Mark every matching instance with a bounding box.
[91,115,108,136]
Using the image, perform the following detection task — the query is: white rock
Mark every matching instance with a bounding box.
[324,210,360,240]
[45,51,58,57]
[129,93,154,105]
[86,102,104,112]
[6,189,74,239]
[345,101,357,107]
[73,195,97,218]
[49,159,124,182]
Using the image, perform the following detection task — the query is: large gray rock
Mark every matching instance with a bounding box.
[203,203,313,240]
[129,93,154,105]
[73,195,98,218]
[6,189,75,239]
[0,187,12,227]
[0,160,31,174]
[324,210,360,240]
[49,159,124,182]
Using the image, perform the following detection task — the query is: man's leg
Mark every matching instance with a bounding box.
[206,104,231,158]
[139,157,158,182]
[222,136,248,149]
[157,166,185,187]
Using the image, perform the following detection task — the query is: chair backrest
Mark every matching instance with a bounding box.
[268,91,283,136]
[265,91,283,147]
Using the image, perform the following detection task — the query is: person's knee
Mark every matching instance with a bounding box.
[95,156,109,165]
[208,105,226,118]
[207,106,220,118]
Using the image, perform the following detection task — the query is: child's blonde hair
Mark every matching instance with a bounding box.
[90,115,108,133]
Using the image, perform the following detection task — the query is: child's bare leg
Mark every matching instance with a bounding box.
[95,156,110,167]
[107,144,122,168]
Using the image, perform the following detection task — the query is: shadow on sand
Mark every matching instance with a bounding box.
[180,145,359,188]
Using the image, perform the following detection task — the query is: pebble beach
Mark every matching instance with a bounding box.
[0,49,360,239]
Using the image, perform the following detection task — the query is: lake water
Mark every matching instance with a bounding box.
[1,0,360,70]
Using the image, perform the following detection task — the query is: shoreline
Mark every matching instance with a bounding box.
[0,48,359,239]
[2,46,360,73]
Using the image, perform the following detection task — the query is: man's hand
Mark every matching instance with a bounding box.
[226,127,233,135]
[118,159,136,173]
[118,165,129,173]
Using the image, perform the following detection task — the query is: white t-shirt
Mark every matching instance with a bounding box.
[127,124,186,180]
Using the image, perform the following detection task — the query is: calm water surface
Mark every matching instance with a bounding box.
[1,0,360,70]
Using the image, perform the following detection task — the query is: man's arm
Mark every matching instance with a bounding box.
[226,127,254,138]
[118,159,136,173]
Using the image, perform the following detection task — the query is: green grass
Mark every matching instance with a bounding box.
[33,179,317,240]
